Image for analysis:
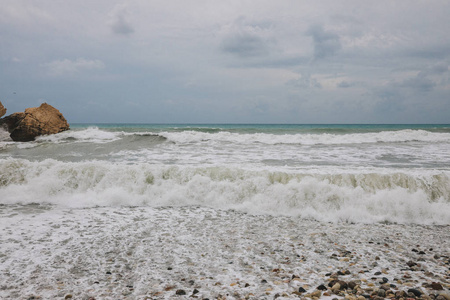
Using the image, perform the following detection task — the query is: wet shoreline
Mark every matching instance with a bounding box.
[1,206,449,299]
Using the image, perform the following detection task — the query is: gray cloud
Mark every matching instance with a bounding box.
[306,24,341,60]
[287,73,322,89]
[400,75,435,93]
[398,63,449,93]
[336,80,365,88]
[110,5,134,36]
[220,17,274,58]
[221,32,267,57]
[1,1,450,123]
[337,81,353,88]
[42,58,105,76]
[422,62,449,76]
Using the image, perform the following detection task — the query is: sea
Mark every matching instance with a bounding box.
[1,123,449,224]
[1,123,450,299]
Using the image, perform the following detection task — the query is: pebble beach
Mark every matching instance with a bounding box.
[1,205,449,300]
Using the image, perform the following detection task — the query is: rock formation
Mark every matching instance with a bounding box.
[0,103,69,142]
[0,101,6,118]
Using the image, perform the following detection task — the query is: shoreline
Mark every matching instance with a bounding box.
[1,205,449,299]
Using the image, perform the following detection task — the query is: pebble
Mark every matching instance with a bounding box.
[377,289,386,297]
[407,261,417,267]
[431,282,444,290]
[331,282,341,292]
[348,281,357,290]
[438,293,450,300]
[2,206,449,300]
[408,288,422,297]
[311,290,321,298]
[175,289,186,295]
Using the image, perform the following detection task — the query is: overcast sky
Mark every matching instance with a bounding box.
[1,1,449,123]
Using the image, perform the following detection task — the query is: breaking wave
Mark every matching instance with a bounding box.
[1,159,449,225]
[158,129,450,145]
[7,127,448,147]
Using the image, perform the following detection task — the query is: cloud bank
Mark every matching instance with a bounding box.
[0,0,449,123]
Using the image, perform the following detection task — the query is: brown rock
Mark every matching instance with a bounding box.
[338,280,348,289]
[348,281,357,290]
[0,101,6,118]
[431,282,444,290]
[311,290,322,298]
[0,112,25,131]
[1,103,69,141]
[331,283,341,294]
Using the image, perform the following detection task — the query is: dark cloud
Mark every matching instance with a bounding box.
[337,80,364,88]
[370,62,448,117]
[110,6,134,36]
[374,62,448,97]
[287,73,322,89]
[405,45,450,60]
[423,62,449,75]
[337,81,352,88]
[220,17,274,58]
[306,24,341,60]
[398,63,449,93]
[221,32,268,57]
[400,75,435,93]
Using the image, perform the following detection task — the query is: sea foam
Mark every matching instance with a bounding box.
[158,129,450,145]
[33,127,450,146]
[1,159,448,224]
[36,127,121,143]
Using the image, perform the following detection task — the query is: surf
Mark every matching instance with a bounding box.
[1,158,449,224]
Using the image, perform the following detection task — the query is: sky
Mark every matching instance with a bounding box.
[1,0,450,124]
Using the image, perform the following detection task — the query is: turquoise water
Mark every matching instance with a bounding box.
[1,122,450,224]
[71,123,450,134]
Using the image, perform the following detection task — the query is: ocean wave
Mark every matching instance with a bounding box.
[158,129,450,145]
[33,127,166,147]
[18,127,450,147]
[1,159,449,224]
[36,127,121,144]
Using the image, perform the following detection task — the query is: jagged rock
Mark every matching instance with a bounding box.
[0,101,6,118]
[0,103,69,141]
[0,112,25,131]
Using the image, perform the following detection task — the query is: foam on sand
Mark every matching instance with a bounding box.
[0,205,448,299]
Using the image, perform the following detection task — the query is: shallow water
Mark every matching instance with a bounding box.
[1,124,450,298]
[1,124,450,224]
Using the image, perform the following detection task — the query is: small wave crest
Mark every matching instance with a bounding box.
[34,127,168,146]
[1,159,449,224]
[36,127,122,144]
[159,129,450,145]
